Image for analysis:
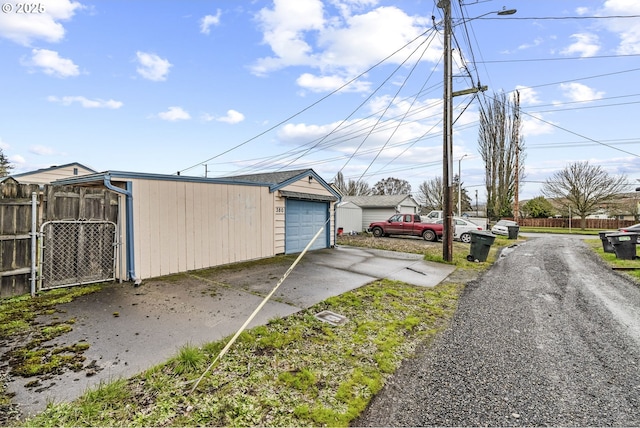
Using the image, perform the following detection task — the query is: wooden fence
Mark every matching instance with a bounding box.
[0,182,118,298]
[513,217,636,230]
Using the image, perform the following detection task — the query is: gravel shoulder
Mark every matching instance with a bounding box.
[354,236,640,427]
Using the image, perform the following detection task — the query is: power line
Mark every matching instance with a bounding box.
[175,27,438,175]
[478,53,640,64]
[476,15,640,20]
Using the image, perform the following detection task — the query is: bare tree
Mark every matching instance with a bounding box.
[542,161,627,229]
[333,171,372,196]
[417,176,443,210]
[373,177,411,195]
[416,175,471,213]
[478,91,525,220]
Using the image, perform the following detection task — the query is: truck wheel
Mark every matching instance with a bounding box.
[460,233,471,243]
[422,230,436,242]
[372,227,384,238]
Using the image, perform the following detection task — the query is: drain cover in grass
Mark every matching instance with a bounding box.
[315,310,348,326]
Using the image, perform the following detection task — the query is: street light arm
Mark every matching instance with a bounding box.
[453,8,517,26]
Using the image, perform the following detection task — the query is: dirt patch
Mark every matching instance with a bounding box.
[337,234,439,254]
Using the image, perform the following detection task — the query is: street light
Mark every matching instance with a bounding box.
[458,154,467,217]
[438,1,516,262]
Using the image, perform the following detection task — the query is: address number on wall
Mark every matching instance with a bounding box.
[276,207,285,214]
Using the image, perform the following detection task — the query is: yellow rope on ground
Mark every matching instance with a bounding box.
[188,225,327,394]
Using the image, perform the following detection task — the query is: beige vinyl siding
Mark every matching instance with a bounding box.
[274,195,286,254]
[131,178,275,280]
[14,165,94,184]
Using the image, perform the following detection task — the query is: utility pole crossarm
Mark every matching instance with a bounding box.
[452,85,488,98]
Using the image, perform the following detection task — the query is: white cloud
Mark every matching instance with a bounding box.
[296,73,370,93]
[0,0,83,45]
[252,1,431,90]
[9,154,26,166]
[200,9,221,34]
[575,7,590,15]
[316,6,433,72]
[522,114,555,137]
[47,95,123,109]
[136,51,172,81]
[559,82,605,102]
[158,106,190,121]
[599,0,640,54]
[0,138,9,150]
[560,33,600,57]
[23,48,79,77]
[29,145,55,155]
[217,109,245,124]
[514,86,541,106]
[516,37,543,51]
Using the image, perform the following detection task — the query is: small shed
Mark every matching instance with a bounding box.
[336,201,363,233]
[342,195,420,231]
[11,162,96,184]
[54,168,340,282]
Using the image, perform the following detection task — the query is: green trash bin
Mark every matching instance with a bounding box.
[467,230,496,262]
[606,232,638,260]
[507,225,520,240]
[598,231,615,253]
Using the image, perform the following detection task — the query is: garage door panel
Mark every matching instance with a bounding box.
[286,199,328,254]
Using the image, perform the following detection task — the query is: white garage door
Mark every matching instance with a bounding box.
[285,199,329,254]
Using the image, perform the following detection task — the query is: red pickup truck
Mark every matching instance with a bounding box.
[368,214,443,242]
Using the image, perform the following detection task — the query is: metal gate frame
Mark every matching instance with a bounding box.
[38,220,118,292]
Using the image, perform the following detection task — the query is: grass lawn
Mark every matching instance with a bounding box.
[519,226,601,235]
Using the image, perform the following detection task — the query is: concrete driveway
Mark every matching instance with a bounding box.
[8,245,455,418]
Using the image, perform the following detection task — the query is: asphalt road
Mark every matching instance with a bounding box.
[355,235,640,426]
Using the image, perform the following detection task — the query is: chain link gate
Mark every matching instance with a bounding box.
[38,220,117,291]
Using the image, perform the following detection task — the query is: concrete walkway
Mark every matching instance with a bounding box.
[8,246,455,418]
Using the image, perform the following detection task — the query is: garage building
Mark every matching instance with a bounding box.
[55,168,339,283]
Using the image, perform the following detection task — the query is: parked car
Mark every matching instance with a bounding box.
[434,217,483,243]
[368,213,443,241]
[618,223,640,242]
[491,219,518,236]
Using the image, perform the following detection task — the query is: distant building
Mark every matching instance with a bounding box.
[10,162,96,184]
[341,194,420,231]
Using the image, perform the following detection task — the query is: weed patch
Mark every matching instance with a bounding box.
[0,284,103,425]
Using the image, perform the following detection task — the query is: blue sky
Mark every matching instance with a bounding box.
[1,0,639,202]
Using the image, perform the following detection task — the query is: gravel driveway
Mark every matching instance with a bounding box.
[355,236,640,426]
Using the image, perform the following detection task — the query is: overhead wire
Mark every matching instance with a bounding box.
[182,5,640,184]
[291,28,439,177]
[354,26,440,182]
[175,26,439,175]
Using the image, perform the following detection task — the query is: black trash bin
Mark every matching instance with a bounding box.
[598,231,616,253]
[467,230,496,262]
[507,225,520,240]
[606,232,638,260]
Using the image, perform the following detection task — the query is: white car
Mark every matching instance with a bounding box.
[491,219,518,236]
[434,217,483,243]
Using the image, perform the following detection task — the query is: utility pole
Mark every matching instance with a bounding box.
[440,0,454,262]
[513,90,520,223]
[438,2,514,261]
